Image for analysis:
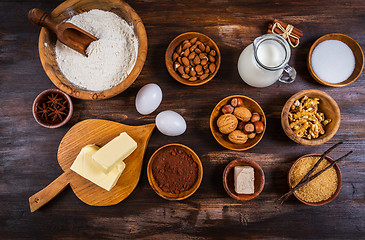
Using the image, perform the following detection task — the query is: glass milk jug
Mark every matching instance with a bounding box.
[238,33,296,88]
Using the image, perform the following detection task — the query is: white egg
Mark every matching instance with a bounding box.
[135,83,162,115]
[156,110,187,136]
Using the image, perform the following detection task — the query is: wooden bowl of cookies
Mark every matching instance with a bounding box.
[37,0,147,100]
[307,33,364,87]
[147,144,203,201]
[165,32,221,86]
[288,154,342,206]
[210,95,266,151]
[281,89,341,146]
[223,160,265,201]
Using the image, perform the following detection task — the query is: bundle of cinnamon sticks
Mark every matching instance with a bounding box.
[268,19,303,47]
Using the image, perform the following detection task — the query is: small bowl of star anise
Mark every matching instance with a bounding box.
[32,89,73,128]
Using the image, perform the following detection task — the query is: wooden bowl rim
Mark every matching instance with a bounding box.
[32,88,73,128]
[223,159,265,201]
[165,32,221,86]
[210,95,266,151]
[38,0,148,100]
[307,33,364,87]
[288,153,342,206]
[281,89,341,146]
[147,143,203,201]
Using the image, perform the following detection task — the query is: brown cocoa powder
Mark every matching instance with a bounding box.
[152,147,198,194]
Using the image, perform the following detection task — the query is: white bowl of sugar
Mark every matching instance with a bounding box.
[307,33,364,87]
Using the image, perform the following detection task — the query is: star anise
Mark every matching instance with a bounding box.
[36,103,50,120]
[47,93,64,107]
[49,106,67,121]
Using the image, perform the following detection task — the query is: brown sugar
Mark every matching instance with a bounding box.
[152,147,198,194]
[290,156,338,203]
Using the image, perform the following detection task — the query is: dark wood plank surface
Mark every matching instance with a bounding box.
[1,0,364,239]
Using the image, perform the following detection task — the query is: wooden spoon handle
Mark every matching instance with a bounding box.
[29,170,71,212]
[28,8,57,33]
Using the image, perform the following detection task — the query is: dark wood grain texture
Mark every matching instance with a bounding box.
[0,0,364,239]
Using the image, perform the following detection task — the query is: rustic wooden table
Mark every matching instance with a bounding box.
[1,0,364,239]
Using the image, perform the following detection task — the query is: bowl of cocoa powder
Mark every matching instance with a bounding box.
[147,143,203,200]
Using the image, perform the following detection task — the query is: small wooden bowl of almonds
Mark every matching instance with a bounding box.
[165,32,221,86]
[281,89,341,146]
[210,95,266,151]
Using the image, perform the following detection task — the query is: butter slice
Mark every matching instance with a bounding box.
[70,144,126,191]
[234,166,255,194]
[92,132,137,173]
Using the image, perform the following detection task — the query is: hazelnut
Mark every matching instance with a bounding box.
[217,114,238,134]
[243,122,255,134]
[248,132,256,139]
[237,121,245,131]
[231,97,243,107]
[233,106,252,122]
[222,105,234,114]
[228,130,248,144]
[254,121,264,133]
[251,113,261,122]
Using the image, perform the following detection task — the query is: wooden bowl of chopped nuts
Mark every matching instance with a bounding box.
[210,95,266,151]
[281,89,341,146]
[165,32,221,86]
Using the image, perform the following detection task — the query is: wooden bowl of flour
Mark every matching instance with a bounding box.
[38,0,147,100]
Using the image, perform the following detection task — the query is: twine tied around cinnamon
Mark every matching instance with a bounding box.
[271,22,300,47]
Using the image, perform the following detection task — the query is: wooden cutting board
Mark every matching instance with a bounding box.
[29,119,155,212]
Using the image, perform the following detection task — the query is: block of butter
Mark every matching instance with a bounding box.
[70,144,126,191]
[234,166,255,194]
[92,132,137,173]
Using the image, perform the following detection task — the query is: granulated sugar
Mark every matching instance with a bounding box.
[55,9,138,91]
[311,40,355,84]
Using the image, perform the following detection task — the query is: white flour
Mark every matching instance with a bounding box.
[55,9,138,91]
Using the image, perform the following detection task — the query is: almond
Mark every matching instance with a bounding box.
[205,45,210,53]
[195,48,202,54]
[173,52,179,61]
[184,67,190,74]
[193,56,201,65]
[200,73,209,80]
[205,68,209,74]
[174,62,180,71]
[190,37,198,44]
[181,74,190,79]
[190,44,197,52]
[176,45,182,55]
[197,71,204,76]
[177,57,182,65]
[196,40,202,45]
[209,55,215,62]
[182,42,191,50]
[182,40,189,45]
[195,65,202,72]
[201,59,208,66]
[198,43,205,52]
[209,63,216,73]
[177,66,185,75]
[183,48,190,57]
[182,57,189,66]
[188,76,197,81]
[190,68,196,76]
[209,50,216,56]
[188,52,195,60]
[199,53,207,59]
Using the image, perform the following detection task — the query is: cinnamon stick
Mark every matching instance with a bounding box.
[273,19,303,37]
